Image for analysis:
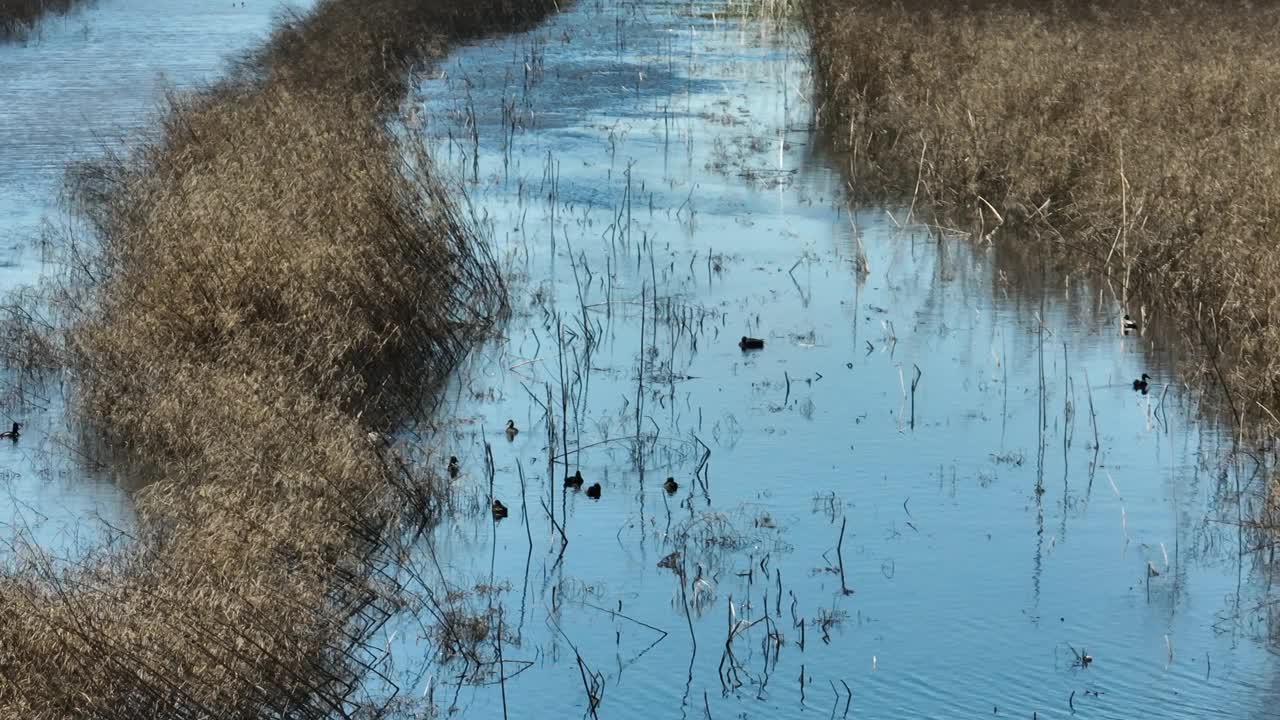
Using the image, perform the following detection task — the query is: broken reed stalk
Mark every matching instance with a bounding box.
[909,363,922,430]
[497,611,509,720]
[0,0,564,717]
[1083,368,1099,449]
[554,620,603,718]
[836,516,853,596]
[678,555,699,653]
[636,281,647,455]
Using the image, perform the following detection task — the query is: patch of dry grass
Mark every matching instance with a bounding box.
[0,0,560,716]
[804,0,1280,430]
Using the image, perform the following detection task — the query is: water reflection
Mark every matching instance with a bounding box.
[361,1,1280,717]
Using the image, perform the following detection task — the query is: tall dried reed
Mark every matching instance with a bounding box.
[804,0,1280,434]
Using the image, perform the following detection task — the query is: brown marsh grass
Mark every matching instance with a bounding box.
[804,0,1280,440]
[0,0,93,39]
[0,0,560,716]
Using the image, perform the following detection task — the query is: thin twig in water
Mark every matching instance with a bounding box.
[837,517,854,596]
[909,364,922,429]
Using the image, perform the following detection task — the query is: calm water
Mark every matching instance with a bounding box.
[0,0,308,551]
[2,0,1277,717]
[359,1,1280,717]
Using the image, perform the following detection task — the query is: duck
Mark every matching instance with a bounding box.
[1122,314,1139,331]
[1081,652,1093,668]
[447,456,460,479]
[0,422,19,441]
[585,482,602,499]
[738,336,765,350]
[564,470,584,489]
[662,476,679,494]
[1132,373,1150,393]
[491,499,509,520]
[505,419,518,440]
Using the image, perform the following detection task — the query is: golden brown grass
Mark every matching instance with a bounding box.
[0,0,560,716]
[804,0,1280,432]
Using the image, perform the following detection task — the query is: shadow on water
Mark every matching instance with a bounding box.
[359,1,1279,717]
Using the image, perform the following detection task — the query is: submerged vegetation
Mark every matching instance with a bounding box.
[803,0,1280,438]
[0,0,558,716]
[0,0,93,40]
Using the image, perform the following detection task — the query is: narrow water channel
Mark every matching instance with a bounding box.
[362,1,1280,717]
[2,0,1276,716]
[0,0,309,551]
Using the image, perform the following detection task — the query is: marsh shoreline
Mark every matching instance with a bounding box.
[803,0,1280,449]
[0,1,560,716]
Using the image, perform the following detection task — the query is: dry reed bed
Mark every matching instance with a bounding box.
[804,0,1280,434]
[0,0,93,39]
[0,0,558,717]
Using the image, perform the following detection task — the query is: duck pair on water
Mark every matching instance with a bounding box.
[738,336,765,350]
[563,470,602,498]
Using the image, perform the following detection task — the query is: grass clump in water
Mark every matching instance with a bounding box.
[0,0,560,716]
[803,0,1280,430]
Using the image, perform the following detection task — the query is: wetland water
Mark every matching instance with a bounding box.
[369,1,1280,717]
[0,0,308,549]
[0,0,1275,717]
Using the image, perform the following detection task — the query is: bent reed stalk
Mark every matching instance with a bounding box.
[803,0,1280,440]
[0,0,559,717]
